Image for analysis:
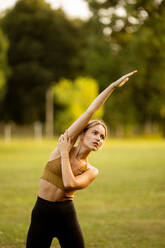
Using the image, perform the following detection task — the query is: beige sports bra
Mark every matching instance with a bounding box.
[40,156,87,190]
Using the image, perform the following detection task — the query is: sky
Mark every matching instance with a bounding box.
[0,0,92,19]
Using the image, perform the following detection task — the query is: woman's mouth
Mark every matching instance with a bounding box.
[92,142,98,147]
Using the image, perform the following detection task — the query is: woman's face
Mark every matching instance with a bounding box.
[81,124,106,151]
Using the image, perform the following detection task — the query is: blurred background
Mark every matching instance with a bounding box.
[0,2,165,248]
[0,0,165,141]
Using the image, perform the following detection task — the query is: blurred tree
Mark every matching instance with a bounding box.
[1,0,81,124]
[0,28,9,103]
[53,77,103,134]
[83,0,165,135]
[75,15,137,134]
[122,2,165,135]
[79,18,114,88]
[85,0,163,38]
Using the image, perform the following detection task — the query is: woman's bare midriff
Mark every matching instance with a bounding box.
[38,179,75,202]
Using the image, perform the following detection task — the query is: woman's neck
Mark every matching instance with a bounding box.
[74,144,90,161]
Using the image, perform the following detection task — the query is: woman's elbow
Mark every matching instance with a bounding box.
[63,181,78,191]
[64,181,82,191]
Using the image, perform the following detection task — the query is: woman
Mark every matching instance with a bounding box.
[26,70,137,248]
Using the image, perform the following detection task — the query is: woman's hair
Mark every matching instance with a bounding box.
[82,120,107,138]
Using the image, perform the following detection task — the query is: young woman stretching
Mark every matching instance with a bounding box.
[26,70,137,248]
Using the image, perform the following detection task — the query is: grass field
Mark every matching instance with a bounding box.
[0,138,165,248]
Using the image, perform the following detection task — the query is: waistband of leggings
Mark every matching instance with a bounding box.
[37,195,73,207]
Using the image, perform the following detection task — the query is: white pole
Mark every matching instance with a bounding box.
[4,123,11,143]
[34,121,42,141]
[45,87,54,138]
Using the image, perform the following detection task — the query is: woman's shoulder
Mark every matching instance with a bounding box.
[87,163,99,176]
[48,147,60,161]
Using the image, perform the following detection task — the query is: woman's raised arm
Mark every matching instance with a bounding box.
[49,70,137,160]
[67,70,137,141]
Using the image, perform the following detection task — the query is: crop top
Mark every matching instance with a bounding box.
[40,156,87,191]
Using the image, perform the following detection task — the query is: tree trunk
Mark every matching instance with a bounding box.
[144,120,152,134]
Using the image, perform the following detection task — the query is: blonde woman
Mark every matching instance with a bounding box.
[26,70,137,248]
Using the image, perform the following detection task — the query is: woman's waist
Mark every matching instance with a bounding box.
[38,178,74,202]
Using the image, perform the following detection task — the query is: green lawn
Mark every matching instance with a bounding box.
[0,138,165,248]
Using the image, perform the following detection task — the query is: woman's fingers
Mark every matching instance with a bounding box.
[118,77,129,87]
[59,134,66,142]
[124,70,137,78]
[64,129,71,142]
[120,70,137,81]
[114,70,137,87]
[59,130,70,143]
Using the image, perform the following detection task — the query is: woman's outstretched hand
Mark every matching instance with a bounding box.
[112,70,137,88]
[58,130,72,155]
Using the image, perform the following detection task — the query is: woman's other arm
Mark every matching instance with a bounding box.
[59,132,98,190]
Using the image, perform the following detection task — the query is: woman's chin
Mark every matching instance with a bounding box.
[86,144,98,151]
[91,146,98,151]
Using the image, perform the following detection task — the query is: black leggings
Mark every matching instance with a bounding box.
[26,196,85,248]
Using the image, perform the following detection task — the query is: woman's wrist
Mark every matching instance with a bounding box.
[61,151,69,158]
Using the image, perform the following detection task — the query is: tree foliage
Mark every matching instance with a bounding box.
[0,0,165,136]
[1,0,81,124]
[53,77,103,134]
[0,28,9,97]
[83,0,165,134]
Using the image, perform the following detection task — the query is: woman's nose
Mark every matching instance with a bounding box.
[96,136,100,141]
